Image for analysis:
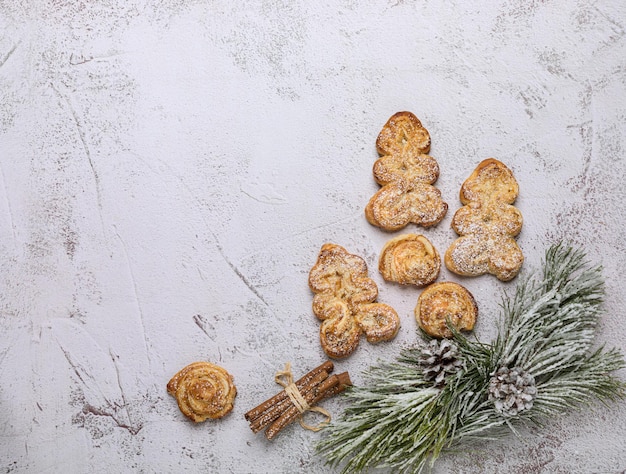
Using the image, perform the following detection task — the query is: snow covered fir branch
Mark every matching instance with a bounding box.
[317,243,626,473]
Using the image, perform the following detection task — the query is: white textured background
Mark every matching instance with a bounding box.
[1,1,625,473]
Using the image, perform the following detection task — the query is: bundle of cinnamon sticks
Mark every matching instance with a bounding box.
[244,361,351,440]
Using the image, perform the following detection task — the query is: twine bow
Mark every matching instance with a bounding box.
[275,362,332,432]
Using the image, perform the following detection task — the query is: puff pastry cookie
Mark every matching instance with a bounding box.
[365,112,448,231]
[415,282,478,338]
[379,234,440,286]
[167,362,237,422]
[309,243,400,358]
[444,159,523,281]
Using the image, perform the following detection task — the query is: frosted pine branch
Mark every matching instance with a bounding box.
[318,244,625,474]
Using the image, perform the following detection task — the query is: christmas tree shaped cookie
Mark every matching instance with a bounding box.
[308,243,400,358]
[365,112,448,231]
[444,158,523,281]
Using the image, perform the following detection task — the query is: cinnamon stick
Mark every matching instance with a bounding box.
[265,371,352,440]
[244,360,334,422]
[248,370,329,433]
[321,371,352,399]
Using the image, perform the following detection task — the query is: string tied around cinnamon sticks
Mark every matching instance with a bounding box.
[274,362,331,432]
[244,360,352,440]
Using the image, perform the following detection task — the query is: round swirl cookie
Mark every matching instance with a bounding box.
[378,234,440,286]
[167,361,237,422]
[415,282,478,338]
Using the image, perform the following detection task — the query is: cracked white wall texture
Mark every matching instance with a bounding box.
[1,1,625,473]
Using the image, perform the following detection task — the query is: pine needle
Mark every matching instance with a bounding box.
[317,243,625,473]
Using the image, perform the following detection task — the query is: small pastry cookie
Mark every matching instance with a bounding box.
[415,282,478,338]
[445,159,524,281]
[375,110,431,156]
[354,303,402,344]
[379,234,440,286]
[309,243,400,358]
[365,112,448,231]
[167,362,237,422]
[317,300,362,359]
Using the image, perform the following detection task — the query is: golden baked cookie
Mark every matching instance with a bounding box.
[444,159,524,281]
[309,243,400,358]
[415,282,478,339]
[378,234,440,286]
[354,303,401,344]
[318,301,362,359]
[365,112,447,231]
[167,362,237,422]
[375,110,431,156]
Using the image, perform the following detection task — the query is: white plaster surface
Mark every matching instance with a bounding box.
[1,1,625,473]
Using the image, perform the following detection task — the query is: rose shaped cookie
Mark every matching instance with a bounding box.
[365,112,447,231]
[415,282,478,338]
[167,362,237,422]
[378,234,440,286]
[309,243,400,358]
[445,159,524,281]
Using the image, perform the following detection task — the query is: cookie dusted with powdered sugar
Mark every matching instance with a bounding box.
[378,234,440,286]
[308,243,400,359]
[167,362,237,422]
[415,282,478,339]
[365,112,448,231]
[444,159,523,281]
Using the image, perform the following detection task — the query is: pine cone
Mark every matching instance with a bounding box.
[419,339,464,387]
[488,366,537,416]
